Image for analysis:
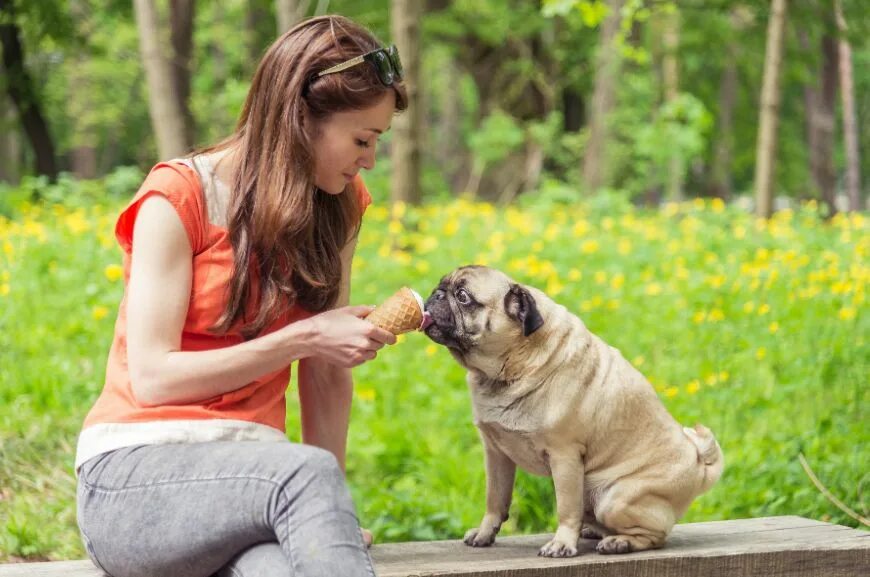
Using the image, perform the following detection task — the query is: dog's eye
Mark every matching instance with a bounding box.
[456,289,471,305]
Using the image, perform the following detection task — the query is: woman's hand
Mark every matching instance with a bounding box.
[305,305,397,367]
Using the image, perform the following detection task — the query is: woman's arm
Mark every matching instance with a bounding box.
[297,233,361,470]
[126,196,391,407]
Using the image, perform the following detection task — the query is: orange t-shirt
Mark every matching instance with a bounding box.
[75,159,371,469]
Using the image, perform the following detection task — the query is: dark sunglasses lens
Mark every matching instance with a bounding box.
[388,46,404,79]
[372,51,394,85]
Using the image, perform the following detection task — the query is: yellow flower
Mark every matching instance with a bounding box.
[692,311,706,324]
[755,347,767,360]
[708,309,725,322]
[581,239,599,254]
[443,220,459,236]
[743,301,755,314]
[838,307,856,321]
[388,219,403,235]
[719,371,730,382]
[568,268,582,281]
[711,198,725,213]
[571,220,590,238]
[0,283,9,296]
[644,283,662,296]
[610,273,625,290]
[633,355,645,367]
[92,306,109,320]
[104,264,124,282]
[768,322,780,334]
[391,201,407,220]
[546,276,564,296]
[686,380,700,395]
[425,344,438,357]
[664,386,679,398]
[356,388,376,402]
[758,303,770,315]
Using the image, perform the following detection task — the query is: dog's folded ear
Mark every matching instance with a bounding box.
[505,284,545,336]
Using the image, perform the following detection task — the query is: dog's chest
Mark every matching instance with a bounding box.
[476,421,551,476]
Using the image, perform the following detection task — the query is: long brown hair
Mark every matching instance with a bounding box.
[204,16,407,338]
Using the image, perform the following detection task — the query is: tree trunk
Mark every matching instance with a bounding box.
[709,9,742,200]
[0,98,21,184]
[662,7,683,201]
[438,57,463,193]
[834,0,862,211]
[816,32,838,216]
[390,0,422,205]
[753,0,788,218]
[583,0,624,193]
[276,0,310,33]
[134,0,190,160]
[170,0,196,148]
[246,0,273,77]
[798,16,837,216]
[0,0,58,181]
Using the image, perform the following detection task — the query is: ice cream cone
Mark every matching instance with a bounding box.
[366,287,425,335]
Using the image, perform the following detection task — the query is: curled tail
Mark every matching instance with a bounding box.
[683,423,724,493]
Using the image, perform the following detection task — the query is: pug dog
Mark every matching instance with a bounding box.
[423,265,723,557]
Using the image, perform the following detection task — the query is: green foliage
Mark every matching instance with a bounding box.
[1,178,867,560]
[468,110,526,168]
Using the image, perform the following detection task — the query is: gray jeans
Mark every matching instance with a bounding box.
[76,441,376,577]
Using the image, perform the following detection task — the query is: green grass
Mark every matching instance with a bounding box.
[1,191,867,561]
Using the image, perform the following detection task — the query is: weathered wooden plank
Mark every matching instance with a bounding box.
[0,516,866,577]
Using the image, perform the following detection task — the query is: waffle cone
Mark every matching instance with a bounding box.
[366,287,424,335]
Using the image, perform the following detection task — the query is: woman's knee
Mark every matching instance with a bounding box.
[215,542,291,577]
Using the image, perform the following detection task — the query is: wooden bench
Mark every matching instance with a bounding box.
[0,516,867,576]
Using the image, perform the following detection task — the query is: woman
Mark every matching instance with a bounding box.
[76,15,407,577]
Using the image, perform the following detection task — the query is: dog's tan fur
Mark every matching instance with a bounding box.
[423,266,723,557]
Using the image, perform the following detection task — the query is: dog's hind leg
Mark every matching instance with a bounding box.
[580,516,609,540]
[594,492,673,554]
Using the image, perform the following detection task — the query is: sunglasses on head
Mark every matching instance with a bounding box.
[316,45,404,86]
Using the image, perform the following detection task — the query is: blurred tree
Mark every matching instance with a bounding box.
[660,4,682,201]
[709,6,751,200]
[754,0,787,218]
[133,0,190,159]
[170,0,196,147]
[834,0,861,211]
[799,2,838,217]
[391,0,423,205]
[0,97,21,183]
[0,0,59,180]
[276,0,310,33]
[582,0,623,194]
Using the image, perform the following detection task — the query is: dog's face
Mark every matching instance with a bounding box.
[423,265,544,368]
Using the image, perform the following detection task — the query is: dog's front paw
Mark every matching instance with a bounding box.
[538,537,579,558]
[596,535,633,554]
[463,527,496,547]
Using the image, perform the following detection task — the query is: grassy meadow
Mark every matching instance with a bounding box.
[0,185,867,560]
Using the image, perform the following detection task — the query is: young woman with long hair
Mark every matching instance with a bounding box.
[75,15,407,577]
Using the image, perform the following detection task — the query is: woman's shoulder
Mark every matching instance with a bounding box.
[115,158,208,254]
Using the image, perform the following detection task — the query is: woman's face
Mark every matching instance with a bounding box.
[311,91,397,195]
